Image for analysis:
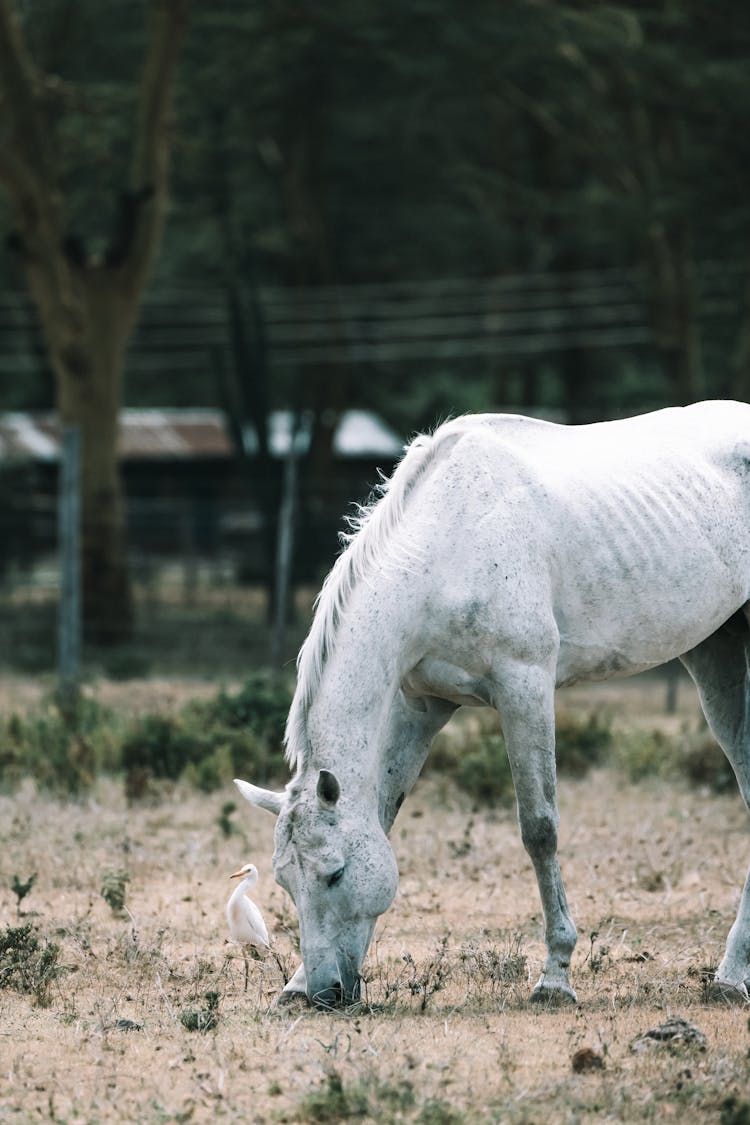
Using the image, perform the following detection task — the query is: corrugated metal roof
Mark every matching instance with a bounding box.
[0,413,59,460]
[117,410,232,458]
[0,408,403,462]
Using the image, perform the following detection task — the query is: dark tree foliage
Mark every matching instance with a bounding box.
[2,0,750,426]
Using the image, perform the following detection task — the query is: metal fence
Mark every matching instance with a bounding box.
[1,263,744,391]
[1,265,744,687]
[0,516,311,679]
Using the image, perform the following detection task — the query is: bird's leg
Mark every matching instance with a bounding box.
[271,948,288,983]
[243,951,249,993]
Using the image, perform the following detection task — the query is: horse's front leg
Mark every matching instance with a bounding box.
[495,661,578,1004]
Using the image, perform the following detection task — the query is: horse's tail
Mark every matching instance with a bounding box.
[283,420,463,768]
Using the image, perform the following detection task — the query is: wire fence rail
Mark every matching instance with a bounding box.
[0,542,305,679]
[0,266,745,686]
[0,263,744,380]
[0,477,328,679]
[0,526,684,715]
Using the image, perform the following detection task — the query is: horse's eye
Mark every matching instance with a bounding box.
[327,867,344,888]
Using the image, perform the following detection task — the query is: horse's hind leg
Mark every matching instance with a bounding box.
[680,611,750,1002]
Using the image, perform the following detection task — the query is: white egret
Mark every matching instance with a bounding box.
[226,862,270,991]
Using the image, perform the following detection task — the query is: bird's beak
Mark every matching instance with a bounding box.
[229,870,244,880]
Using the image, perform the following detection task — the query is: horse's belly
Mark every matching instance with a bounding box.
[556,645,672,687]
[553,569,747,688]
[547,460,750,685]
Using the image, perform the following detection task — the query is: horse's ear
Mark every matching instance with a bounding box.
[317,769,340,808]
[234,778,283,816]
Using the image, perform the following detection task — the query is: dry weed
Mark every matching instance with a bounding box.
[0,678,748,1122]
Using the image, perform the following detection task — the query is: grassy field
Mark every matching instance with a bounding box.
[1,674,750,1123]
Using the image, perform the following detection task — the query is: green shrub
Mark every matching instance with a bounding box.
[191,673,291,745]
[186,674,292,789]
[613,721,735,793]
[554,709,612,776]
[428,709,612,807]
[202,727,279,787]
[720,1096,750,1125]
[0,713,28,790]
[418,1100,464,1125]
[613,728,675,782]
[180,990,220,1033]
[121,713,212,800]
[0,694,118,796]
[297,1074,458,1125]
[122,676,291,799]
[182,742,235,793]
[298,1072,369,1123]
[101,871,130,916]
[429,727,506,806]
[0,676,291,797]
[32,712,97,795]
[454,733,515,806]
[217,801,238,837]
[11,873,36,915]
[103,649,152,681]
[122,715,209,781]
[0,922,62,1007]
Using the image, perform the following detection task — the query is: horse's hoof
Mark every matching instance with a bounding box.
[530,983,578,1007]
[704,979,749,1006]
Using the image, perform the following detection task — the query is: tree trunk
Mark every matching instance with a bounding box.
[642,220,703,406]
[47,279,134,643]
[622,88,703,405]
[0,0,187,644]
[22,254,137,640]
[207,110,278,606]
[274,47,348,584]
[732,266,750,403]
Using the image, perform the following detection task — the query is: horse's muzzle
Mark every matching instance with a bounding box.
[310,975,361,1010]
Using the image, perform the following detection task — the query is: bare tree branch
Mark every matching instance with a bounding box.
[0,0,65,270]
[0,146,37,213]
[118,0,189,295]
[0,0,54,180]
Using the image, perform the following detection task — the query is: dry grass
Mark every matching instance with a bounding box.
[1,676,749,1123]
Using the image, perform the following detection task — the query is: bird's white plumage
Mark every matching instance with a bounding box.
[226,863,270,949]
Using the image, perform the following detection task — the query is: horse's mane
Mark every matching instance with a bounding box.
[284,421,461,770]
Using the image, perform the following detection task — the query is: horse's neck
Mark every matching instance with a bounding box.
[302,590,458,832]
[307,656,397,786]
[377,693,457,830]
[304,586,417,798]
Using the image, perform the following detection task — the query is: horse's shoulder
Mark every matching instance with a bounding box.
[431,414,564,473]
[435,412,561,444]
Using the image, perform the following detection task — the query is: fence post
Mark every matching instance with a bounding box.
[272,413,305,667]
[664,660,679,715]
[58,425,81,704]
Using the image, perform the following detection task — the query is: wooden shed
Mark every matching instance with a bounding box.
[0,408,404,580]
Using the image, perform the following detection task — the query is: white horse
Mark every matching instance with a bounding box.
[237,400,750,1007]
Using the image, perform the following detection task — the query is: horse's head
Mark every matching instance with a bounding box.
[235,770,398,1007]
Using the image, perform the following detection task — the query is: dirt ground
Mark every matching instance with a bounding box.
[1,674,749,1123]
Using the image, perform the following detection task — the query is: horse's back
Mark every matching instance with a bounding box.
[415,402,750,685]
[431,401,750,518]
[434,401,750,467]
